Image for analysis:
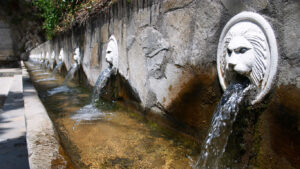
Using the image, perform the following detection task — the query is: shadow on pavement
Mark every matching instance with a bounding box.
[0,135,29,169]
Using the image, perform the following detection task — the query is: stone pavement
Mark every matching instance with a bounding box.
[0,63,70,169]
[0,68,29,169]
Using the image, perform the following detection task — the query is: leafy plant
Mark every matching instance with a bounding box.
[32,0,79,39]
[32,0,115,39]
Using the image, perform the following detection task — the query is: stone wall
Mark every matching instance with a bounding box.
[29,1,300,168]
[0,20,14,61]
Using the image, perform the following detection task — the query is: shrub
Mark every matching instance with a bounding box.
[32,0,78,39]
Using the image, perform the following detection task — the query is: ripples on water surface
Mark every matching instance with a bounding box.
[47,85,73,96]
[35,77,57,82]
[35,72,51,76]
[26,62,201,169]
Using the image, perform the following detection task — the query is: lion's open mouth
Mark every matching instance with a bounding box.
[229,71,251,86]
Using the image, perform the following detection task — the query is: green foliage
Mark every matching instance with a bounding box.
[32,0,78,39]
[32,0,116,39]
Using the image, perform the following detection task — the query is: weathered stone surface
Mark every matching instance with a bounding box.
[274,2,300,88]
[149,63,194,108]
[243,0,268,11]
[162,0,194,13]
[191,1,223,66]
[140,27,169,79]
[136,8,151,28]
[147,50,167,79]
[140,27,169,58]
[283,2,300,61]
[91,43,100,67]
[221,0,247,14]
[254,85,300,169]
[127,39,148,106]
[0,20,14,61]
[160,8,193,66]
[100,23,109,43]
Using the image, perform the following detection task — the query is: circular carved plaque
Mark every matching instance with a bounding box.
[217,12,278,104]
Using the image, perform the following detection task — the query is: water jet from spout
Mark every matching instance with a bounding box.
[195,81,252,169]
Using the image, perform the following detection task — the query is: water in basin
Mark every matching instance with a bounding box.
[26,63,201,169]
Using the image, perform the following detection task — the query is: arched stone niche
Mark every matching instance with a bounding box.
[217,11,278,104]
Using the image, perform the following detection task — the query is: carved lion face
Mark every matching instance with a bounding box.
[59,49,64,61]
[105,43,114,66]
[73,48,80,64]
[222,22,269,87]
[225,36,255,77]
[51,51,55,60]
[105,35,118,69]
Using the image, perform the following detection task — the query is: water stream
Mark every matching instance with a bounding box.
[63,63,79,85]
[41,60,48,69]
[47,63,79,96]
[195,81,251,169]
[71,67,114,123]
[91,67,114,104]
[46,63,51,71]
[47,64,113,123]
[52,61,63,76]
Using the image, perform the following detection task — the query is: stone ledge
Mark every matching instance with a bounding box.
[22,62,68,169]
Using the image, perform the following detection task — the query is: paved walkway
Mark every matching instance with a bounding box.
[0,68,29,169]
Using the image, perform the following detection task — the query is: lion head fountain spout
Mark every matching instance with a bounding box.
[51,51,55,62]
[58,49,64,62]
[197,12,279,169]
[105,35,119,74]
[217,11,278,104]
[89,35,119,104]
[51,49,64,76]
[41,52,49,69]
[62,47,81,83]
[73,48,81,65]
